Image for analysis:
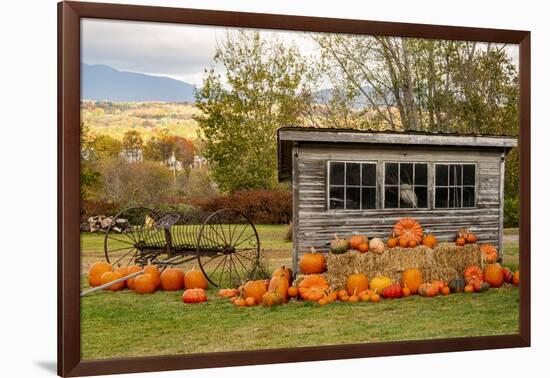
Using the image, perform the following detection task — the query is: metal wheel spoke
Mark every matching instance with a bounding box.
[234,233,256,248]
[218,255,228,287]
[113,248,137,266]
[230,255,242,284]
[200,255,219,267]
[208,223,227,246]
[209,255,226,279]
[215,214,229,245]
[106,235,135,245]
[234,251,256,263]
[106,245,136,253]
[232,224,250,247]
[232,252,251,275]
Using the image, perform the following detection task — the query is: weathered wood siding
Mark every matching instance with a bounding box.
[292,143,505,267]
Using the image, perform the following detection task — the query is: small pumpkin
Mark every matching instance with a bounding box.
[466,233,478,244]
[349,234,368,250]
[160,267,185,291]
[448,278,466,293]
[299,247,326,274]
[382,283,403,299]
[370,275,392,294]
[464,284,474,293]
[512,271,520,286]
[88,261,113,287]
[268,275,290,303]
[387,236,399,249]
[441,286,451,295]
[401,268,423,294]
[478,281,490,292]
[393,218,424,245]
[484,264,504,288]
[245,297,257,306]
[100,271,124,291]
[234,298,247,307]
[184,267,208,290]
[346,272,369,296]
[431,280,447,293]
[369,238,385,254]
[480,244,498,263]
[182,288,207,303]
[399,238,409,248]
[126,265,142,290]
[218,288,239,298]
[337,289,348,300]
[503,267,514,283]
[456,237,466,246]
[370,293,381,302]
[402,287,411,297]
[418,283,439,297]
[272,265,293,287]
[262,291,282,307]
[463,265,484,285]
[143,264,161,289]
[298,274,329,301]
[357,242,369,253]
[134,273,156,294]
[244,280,268,303]
[114,266,130,289]
[422,234,438,249]
[330,234,349,254]
[287,286,298,298]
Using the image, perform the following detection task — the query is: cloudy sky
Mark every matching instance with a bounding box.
[82,18,518,86]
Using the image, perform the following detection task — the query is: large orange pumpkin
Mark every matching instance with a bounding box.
[484,264,504,288]
[184,267,208,290]
[393,218,423,245]
[463,265,484,285]
[298,274,329,301]
[182,288,207,303]
[299,248,326,274]
[88,261,113,287]
[134,273,156,294]
[346,272,369,296]
[114,266,129,289]
[349,235,368,250]
[268,275,290,303]
[160,267,185,291]
[143,264,161,288]
[100,271,124,291]
[126,265,142,289]
[401,268,423,294]
[272,266,293,287]
[244,280,268,303]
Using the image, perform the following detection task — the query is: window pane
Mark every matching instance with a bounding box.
[436,165,448,186]
[362,164,376,186]
[385,163,398,185]
[435,187,448,208]
[463,164,475,185]
[400,184,416,208]
[450,164,462,185]
[463,186,475,207]
[449,187,462,207]
[400,163,413,185]
[362,188,376,209]
[385,187,399,208]
[346,163,360,186]
[329,187,344,209]
[415,186,427,208]
[346,187,361,209]
[329,162,345,185]
[415,164,427,185]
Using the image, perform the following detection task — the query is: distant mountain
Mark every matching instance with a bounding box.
[81,64,196,102]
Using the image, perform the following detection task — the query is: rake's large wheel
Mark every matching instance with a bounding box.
[104,207,167,267]
[196,209,261,287]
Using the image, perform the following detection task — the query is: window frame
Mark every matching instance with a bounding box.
[326,160,378,210]
[381,161,429,210]
[433,162,478,209]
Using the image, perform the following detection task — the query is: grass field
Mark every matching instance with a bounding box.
[80,225,520,360]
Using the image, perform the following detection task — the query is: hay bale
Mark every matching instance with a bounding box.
[322,242,483,290]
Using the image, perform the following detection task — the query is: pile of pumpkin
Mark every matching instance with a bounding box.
[87,261,211,303]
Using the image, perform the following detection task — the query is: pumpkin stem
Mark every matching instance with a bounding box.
[310,246,316,254]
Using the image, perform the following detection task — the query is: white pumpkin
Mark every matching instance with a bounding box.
[369,237,385,254]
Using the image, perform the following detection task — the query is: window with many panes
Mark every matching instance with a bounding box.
[328,162,377,210]
[434,164,476,208]
[384,162,428,208]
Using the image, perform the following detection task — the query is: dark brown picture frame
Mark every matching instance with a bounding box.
[58,1,531,376]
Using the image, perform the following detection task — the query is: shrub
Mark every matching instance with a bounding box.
[504,197,519,228]
[81,199,119,221]
[193,189,292,224]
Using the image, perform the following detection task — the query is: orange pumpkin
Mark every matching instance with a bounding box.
[456,237,466,246]
[512,271,520,286]
[134,273,156,294]
[463,265,484,285]
[287,286,298,298]
[408,240,417,248]
[418,283,439,297]
[262,291,282,307]
[114,266,130,289]
[245,297,257,306]
[431,280,447,293]
[346,272,369,296]
[218,288,239,297]
[464,284,474,293]
[422,234,438,249]
[349,235,369,250]
[272,265,293,287]
[402,287,411,297]
[88,261,113,287]
[298,274,329,301]
[399,238,409,248]
[441,286,451,295]
[387,237,399,248]
[337,289,348,300]
[268,275,290,303]
[100,271,124,291]
[480,244,498,264]
[484,264,504,288]
[244,280,268,303]
[299,248,326,274]
[143,264,161,289]
[370,293,381,302]
[182,288,207,303]
[466,233,478,244]
[357,243,369,253]
[160,267,185,291]
[126,265,142,290]
[184,267,208,290]
[234,298,247,307]
[393,218,423,245]
[401,268,423,294]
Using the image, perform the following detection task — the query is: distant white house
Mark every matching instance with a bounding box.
[119,149,143,162]
[163,153,183,172]
[190,155,207,169]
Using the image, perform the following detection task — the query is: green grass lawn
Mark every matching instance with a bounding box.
[80,225,520,361]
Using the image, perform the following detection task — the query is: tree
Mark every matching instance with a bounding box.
[122,130,143,161]
[194,30,312,192]
[93,134,123,160]
[143,128,195,165]
[80,122,101,199]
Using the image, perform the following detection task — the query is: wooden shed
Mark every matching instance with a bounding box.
[277,127,517,271]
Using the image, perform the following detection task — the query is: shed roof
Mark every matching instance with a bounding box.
[277,127,517,181]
